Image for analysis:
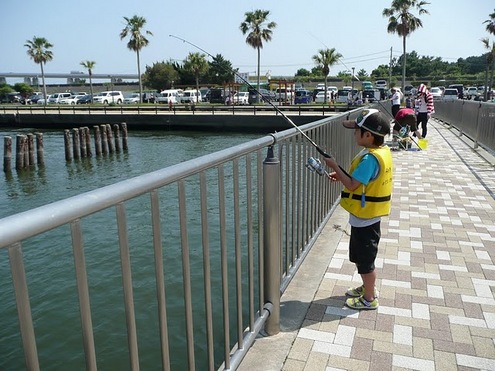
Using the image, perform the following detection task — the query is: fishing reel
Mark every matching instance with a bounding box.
[306,157,326,176]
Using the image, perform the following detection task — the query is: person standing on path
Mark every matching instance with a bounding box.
[324,109,393,310]
[415,83,435,138]
[390,88,401,118]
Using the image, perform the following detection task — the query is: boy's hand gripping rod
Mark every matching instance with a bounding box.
[169,35,350,176]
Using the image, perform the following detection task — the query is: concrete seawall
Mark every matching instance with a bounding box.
[0,110,339,133]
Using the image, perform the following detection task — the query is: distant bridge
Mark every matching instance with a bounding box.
[0,72,139,85]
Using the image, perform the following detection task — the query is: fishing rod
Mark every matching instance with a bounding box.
[169,34,339,161]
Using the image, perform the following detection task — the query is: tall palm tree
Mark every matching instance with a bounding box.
[24,36,53,105]
[240,9,276,103]
[312,48,342,103]
[383,0,430,91]
[80,60,96,103]
[484,9,495,35]
[120,15,153,103]
[481,38,495,101]
[184,52,209,100]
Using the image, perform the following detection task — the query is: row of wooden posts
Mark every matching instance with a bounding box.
[3,133,44,172]
[64,123,128,162]
[2,123,129,173]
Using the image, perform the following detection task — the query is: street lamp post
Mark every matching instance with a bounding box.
[351,67,355,101]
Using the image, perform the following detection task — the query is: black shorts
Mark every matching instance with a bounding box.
[349,221,381,274]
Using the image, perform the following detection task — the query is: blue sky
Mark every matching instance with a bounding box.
[1,0,494,84]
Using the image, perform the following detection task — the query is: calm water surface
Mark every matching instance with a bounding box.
[0,128,262,370]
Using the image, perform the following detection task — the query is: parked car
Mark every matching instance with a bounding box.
[156,89,182,104]
[25,94,44,104]
[76,95,93,104]
[93,91,124,104]
[362,89,380,102]
[294,89,312,104]
[430,87,443,100]
[362,81,373,90]
[48,92,72,104]
[123,93,141,104]
[448,84,464,99]
[142,91,157,103]
[37,95,51,104]
[180,89,201,104]
[466,86,479,99]
[1,92,23,103]
[442,88,459,101]
[375,80,387,89]
[60,94,86,105]
[314,91,332,103]
[234,92,249,105]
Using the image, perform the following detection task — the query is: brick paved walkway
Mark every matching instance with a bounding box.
[239,118,495,371]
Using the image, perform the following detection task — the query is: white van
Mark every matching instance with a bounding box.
[180,89,202,104]
[48,92,72,104]
[156,89,183,104]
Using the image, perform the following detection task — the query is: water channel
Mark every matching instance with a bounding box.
[0,127,262,370]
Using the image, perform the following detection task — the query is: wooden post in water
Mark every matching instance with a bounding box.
[15,135,26,170]
[100,125,109,155]
[79,127,87,158]
[106,124,114,153]
[113,124,121,152]
[84,127,92,157]
[4,136,12,172]
[23,135,29,168]
[94,126,102,156]
[72,128,81,160]
[36,132,44,166]
[64,130,72,162]
[27,133,35,166]
[121,122,128,151]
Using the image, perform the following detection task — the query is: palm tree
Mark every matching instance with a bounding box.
[184,52,209,100]
[484,9,495,35]
[80,60,96,103]
[383,0,430,91]
[312,48,342,103]
[481,38,495,101]
[240,9,276,103]
[24,36,53,105]
[120,15,153,103]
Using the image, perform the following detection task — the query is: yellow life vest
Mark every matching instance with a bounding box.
[340,146,393,218]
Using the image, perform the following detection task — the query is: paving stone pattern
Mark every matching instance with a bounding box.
[282,119,495,371]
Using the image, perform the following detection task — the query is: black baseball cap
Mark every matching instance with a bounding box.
[342,109,391,136]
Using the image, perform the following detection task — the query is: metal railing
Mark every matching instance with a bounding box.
[0,111,357,370]
[434,100,495,154]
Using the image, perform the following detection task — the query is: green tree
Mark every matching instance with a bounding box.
[13,83,33,97]
[484,9,495,35]
[80,60,96,103]
[120,15,153,103]
[240,9,277,103]
[295,68,311,77]
[383,0,430,91]
[143,61,179,91]
[184,52,209,97]
[24,36,53,104]
[207,54,235,85]
[312,48,342,103]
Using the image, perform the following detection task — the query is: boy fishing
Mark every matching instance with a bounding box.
[324,109,393,310]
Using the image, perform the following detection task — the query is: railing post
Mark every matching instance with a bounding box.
[263,144,281,336]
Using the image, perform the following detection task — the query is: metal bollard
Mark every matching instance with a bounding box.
[262,145,281,336]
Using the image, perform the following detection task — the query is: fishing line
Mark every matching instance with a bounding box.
[169,34,343,163]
